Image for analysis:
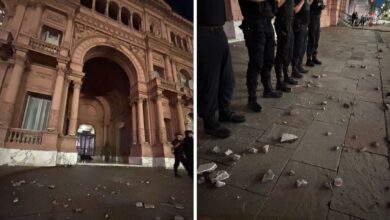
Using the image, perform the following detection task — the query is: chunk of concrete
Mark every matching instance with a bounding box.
[215,181,226,188]
[333,177,343,187]
[230,154,241,161]
[135,202,143,208]
[210,170,230,183]
[262,145,269,154]
[197,162,217,175]
[248,147,258,154]
[295,179,308,188]
[224,149,233,156]
[280,133,299,143]
[261,169,275,183]
[211,146,221,154]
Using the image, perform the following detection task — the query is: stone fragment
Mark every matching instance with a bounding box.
[174,215,185,220]
[211,146,221,154]
[375,87,380,91]
[197,162,217,175]
[341,119,346,123]
[174,203,185,210]
[247,147,258,154]
[210,170,230,183]
[215,181,226,188]
[13,197,19,203]
[52,200,59,205]
[334,146,341,151]
[324,182,333,189]
[350,64,355,68]
[48,184,56,189]
[235,195,241,200]
[282,121,288,125]
[104,213,110,219]
[325,132,332,136]
[280,133,298,143]
[295,179,308,188]
[288,170,295,176]
[67,198,72,202]
[321,74,327,77]
[261,169,275,183]
[224,149,233,156]
[321,107,326,111]
[312,74,321,78]
[369,73,375,77]
[230,154,241,161]
[74,208,84,213]
[371,142,380,148]
[333,177,343,187]
[262,145,269,154]
[170,196,176,201]
[360,65,366,69]
[343,103,350,108]
[144,203,155,209]
[126,182,131,186]
[198,176,205,184]
[63,204,69,209]
[136,202,143,208]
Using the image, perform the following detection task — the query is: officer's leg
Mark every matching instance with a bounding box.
[312,18,322,64]
[306,22,315,66]
[284,20,298,85]
[298,25,309,73]
[274,20,291,92]
[262,21,283,98]
[198,30,231,138]
[242,25,263,112]
[218,30,245,123]
[292,24,303,78]
[173,156,180,177]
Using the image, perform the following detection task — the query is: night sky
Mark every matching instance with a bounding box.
[164,0,193,22]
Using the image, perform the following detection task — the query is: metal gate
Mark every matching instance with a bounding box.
[76,131,96,156]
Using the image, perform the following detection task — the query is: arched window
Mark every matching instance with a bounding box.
[183,39,188,51]
[95,0,106,15]
[170,32,176,45]
[80,0,93,8]
[132,13,142,31]
[150,24,154,34]
[121,7,130,26]
[0,1,5,27]
[179,70,191,88]
[108,2,119,20]
[177,36,182,49]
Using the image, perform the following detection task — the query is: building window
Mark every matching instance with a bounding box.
[41,25,63,46]
[177,36,182,49]
[22,95,52,131]
[183,39,188,51]
[179,71,190,88]
[0,2,6,28]
[170,32,176,45]
[121,7,130,26]
[132,13,142,31]
[95,0,106,15]
[153,65,165,79]
[80,0,93,8]
[108,2,119,20]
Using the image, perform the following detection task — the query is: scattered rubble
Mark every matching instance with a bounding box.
[224,149,233,156]
[288,170,295,176]
[321,107,326,111]
[248,147,258,154]
[280,133,299,143]
[261,169,275,183]
[333,177,343,187]
[282,121,288,125]
[144,204,155,209]
[136,202,144,208]
[197,162,217,175]
[230,154,241,161]
[321,74,327,77]
[369,73,375,77]
[295,179,308,188]
[74,208,84,213]
[210,170,230,183]
[215,181,226,188]
[198,176,205,184]
[63,204,69,209]
[48,184,56,189]
[371,142,380,148]
[104,213,110,219]
[262,145,269,154]
[325,132,332,136]
[211,146,221,154]
[13,197,19,204]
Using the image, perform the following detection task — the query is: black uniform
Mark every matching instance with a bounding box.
[198,0,234,129]
[274,0,296,87]
[172,139,188,177]
[239,0,281,104]
[292,0,310,72]
[183,135,193,176]
[307,0,324,62]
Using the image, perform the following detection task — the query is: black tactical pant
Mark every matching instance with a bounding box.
[173,154,189,176]
[292,22,308,69]
[241,18,275,101]
[307,15,321,60]
[274,16,294,80]
[198,26,234,129]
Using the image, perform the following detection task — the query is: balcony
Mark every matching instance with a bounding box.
[149,77,178,93]
[5,128,42,147]
[29,37,60,56]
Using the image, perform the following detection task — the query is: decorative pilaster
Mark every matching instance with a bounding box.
[68,80,81,136]
[137,98,145,144]
[31,2,43,37]
[132,103,137,144]
[164,55,173,81]
[47,62,66,131]
[176,96,185,135]
[156,94,167,143]
[171,60,178,83]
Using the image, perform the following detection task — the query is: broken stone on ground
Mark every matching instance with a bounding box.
[262,145,269,153]
[215,181,226,188]
[197,162,217,175]
[280,133,299,143]
[325,132,332,136]
[144,203,155,209]
[224,149,233,156]
[230,154,241,161]
[261,169,275,183]
[295,179,308,188]
[136,202,143,208]
[209,170,230,183]
[288,170,295,176]
[211,146,221,154]
[13,197,19,204]
[333,177,343,187]
[247,147,258,154]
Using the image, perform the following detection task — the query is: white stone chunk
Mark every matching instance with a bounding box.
[197,162,217,175]
[280,133,299,143]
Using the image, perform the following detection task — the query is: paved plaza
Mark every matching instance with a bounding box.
[198,26,390,220]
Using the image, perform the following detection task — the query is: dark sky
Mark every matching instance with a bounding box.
[164,0,193,22]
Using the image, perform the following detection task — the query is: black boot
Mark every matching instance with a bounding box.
[312,57,322,65]
[276,67,291,93]
[292,66,303,78]
[204,116,231,139]
[306,58,315,67]
[263,81,283,98]
[298,65,309,73]
[219,112,246,123]
[247,96,262,112]
[283,66,298,85]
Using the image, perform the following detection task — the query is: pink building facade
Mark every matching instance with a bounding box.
[0,0,193,167]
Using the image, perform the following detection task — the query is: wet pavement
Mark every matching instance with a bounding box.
[198,26,390,220]
[0,166,193,220]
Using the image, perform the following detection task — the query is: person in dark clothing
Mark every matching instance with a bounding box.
[291,0,310,78]
[274,0,299,93]
[306,0,325,66]
[239,0,283,113]
[351,12,357,27]
[183,130,193,177]
[172,134,187,177]
[198,0,246,139]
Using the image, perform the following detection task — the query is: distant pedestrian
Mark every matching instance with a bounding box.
[351,12,357,26]
[171,133,188,178]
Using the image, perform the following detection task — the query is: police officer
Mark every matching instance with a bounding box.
[274,0,298,93]
[306,0,325,66]
[198,0,246,139]
[291,0,310,78]
[171,133,187,177]
[239,0,283,113]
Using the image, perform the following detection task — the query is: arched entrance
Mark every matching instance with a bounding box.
[76,124,96,160]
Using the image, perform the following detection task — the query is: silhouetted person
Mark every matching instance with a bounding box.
[171,134,187,177]
[183,130,193,177]
[306,0,325,66]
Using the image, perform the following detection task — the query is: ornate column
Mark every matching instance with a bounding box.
[31,2,43,37]
[0,50,27,126]
[137,98,145,144]
[171,60,178,83]
[68,80,81,136]
[59,78,70,134]
[156,94,167,143]
[164,55,173,81]
[147,48,154,78]
[105,1,109,16]
[176,96,185,135]
[131,103,137,144]
[63,15,74,48]
[47,62,66,131]
[118,7,121,21]
[92,0,96,10]
[129,13,133,29]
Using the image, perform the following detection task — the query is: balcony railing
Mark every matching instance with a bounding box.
[29,38,60,56]
[6,128,43,145]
